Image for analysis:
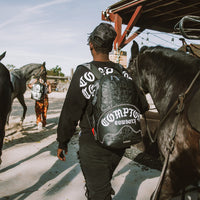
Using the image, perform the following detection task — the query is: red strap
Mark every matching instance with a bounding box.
[92,128,95,136]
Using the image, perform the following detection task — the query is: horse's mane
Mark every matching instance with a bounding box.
[141,45,200,74]
[19,63,42,70]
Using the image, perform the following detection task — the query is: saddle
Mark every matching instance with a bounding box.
[187,88,200,132]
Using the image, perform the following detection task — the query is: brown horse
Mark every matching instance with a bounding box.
[128,41,200,199]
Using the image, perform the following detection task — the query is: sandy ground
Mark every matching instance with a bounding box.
[0,92,198,200]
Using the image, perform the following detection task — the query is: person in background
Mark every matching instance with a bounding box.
[28,71,51,130]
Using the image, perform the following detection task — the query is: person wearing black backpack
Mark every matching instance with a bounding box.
[57,23,149,200]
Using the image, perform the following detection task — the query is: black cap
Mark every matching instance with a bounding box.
[89,23,117,48]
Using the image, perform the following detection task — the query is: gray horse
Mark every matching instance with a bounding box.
[9,62,46,124]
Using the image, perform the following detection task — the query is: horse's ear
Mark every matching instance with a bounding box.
[130,40,139,59]
[0,51,6,61]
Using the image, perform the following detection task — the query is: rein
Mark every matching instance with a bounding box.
[134,56,200,199]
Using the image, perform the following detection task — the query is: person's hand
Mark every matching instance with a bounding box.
[57,147,68,161]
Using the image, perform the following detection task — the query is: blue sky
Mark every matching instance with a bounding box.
[0,0,197,76]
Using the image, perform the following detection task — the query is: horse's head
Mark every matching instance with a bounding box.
[35,62,47,80]
[127,41,149,94]
[31,62,46,78]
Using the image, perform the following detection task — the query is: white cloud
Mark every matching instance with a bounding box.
[27,0,72,11]
[0,0,71,29]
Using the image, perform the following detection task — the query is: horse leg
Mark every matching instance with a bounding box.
[198,188,200,200]
[0,128,5,164]
[6,94,15,125]
[0,114,8,164]
[6,102,13,126]
[17,95,27,125]
[181,189,185,200]
[6,110,11,125]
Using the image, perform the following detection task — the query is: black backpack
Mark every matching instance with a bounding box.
[31,81,45,101]
[84,63,144,149]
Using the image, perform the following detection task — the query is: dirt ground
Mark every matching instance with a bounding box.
[0,91,198,200]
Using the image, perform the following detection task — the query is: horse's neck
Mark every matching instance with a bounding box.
[20,65,38,81]
[147,73,176,117]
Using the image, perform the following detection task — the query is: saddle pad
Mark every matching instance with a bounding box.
[187,88,200,133]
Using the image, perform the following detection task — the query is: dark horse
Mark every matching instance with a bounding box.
[0,52,12,164]
[128,41,200,199]
[9,62,46,124]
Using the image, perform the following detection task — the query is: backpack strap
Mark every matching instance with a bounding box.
[81,63,102,80]
[111,63,124,74]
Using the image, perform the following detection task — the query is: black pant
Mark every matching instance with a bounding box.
[79,133,125,200]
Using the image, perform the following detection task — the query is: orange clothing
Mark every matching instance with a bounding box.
[35,94,49,127]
